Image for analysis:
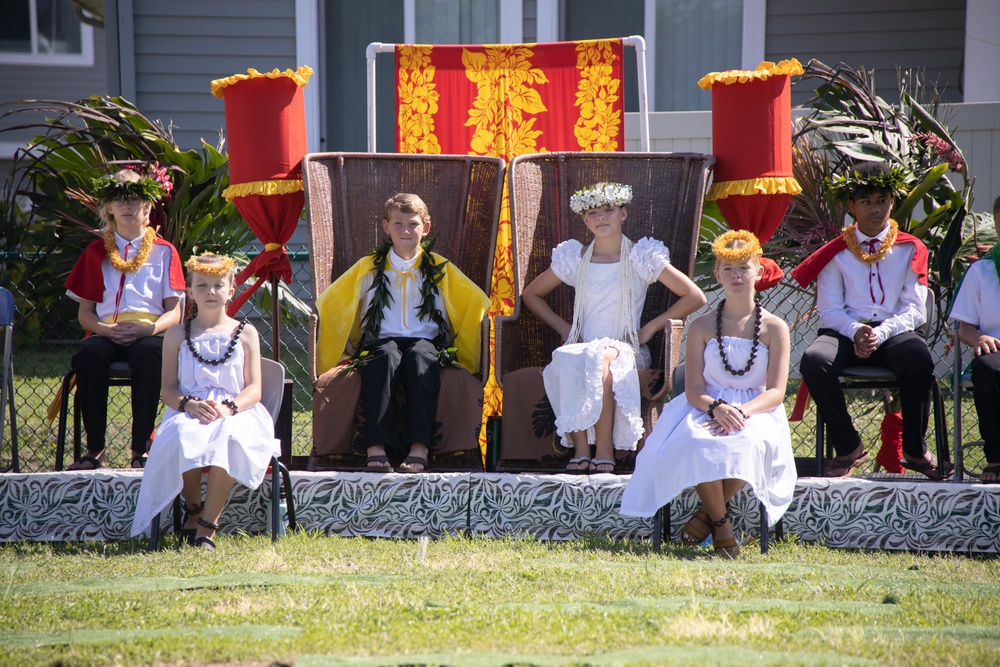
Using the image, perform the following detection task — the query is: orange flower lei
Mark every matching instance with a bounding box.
[711,229,763,262]
[185,252,235,277]
[842,219,898,264]
[103,227,155,274]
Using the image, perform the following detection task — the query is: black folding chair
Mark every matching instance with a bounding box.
[0,287,19,473]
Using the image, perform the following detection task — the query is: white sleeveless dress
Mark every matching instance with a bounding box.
[541,237,671,451]
[131,329,281,537]
[620,337,797,523]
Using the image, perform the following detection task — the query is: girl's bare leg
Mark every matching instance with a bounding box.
[592,347,619,472]
[567,431,591,471]
[695,480,735,544]
[195,466,235,541]
[181,468,204,531]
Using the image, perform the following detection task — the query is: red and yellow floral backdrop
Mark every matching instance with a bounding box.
[395,39,626,454]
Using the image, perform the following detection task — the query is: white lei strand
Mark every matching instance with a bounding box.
[564,236,638,350]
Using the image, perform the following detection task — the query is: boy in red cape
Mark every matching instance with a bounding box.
[64,168,186,470]
[791,161,948,479]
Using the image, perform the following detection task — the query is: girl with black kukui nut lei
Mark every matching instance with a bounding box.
[130,253,280,550]
[621,230,797,559]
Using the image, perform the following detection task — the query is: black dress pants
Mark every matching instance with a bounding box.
[72,334,163,455]
[970,351,1000,462]
[359,337,440,452]
[800,329,934,459]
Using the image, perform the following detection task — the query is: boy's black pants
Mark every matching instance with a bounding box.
[970,352,1000,462]
[800,329,934,459]
[72,334,163,456]
[359,337,440,452]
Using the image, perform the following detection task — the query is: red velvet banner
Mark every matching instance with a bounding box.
[711,75,792,184]
[222,76,307,184]
[700,60,804,289]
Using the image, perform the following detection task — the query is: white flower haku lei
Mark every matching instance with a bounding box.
[569,183,633,214]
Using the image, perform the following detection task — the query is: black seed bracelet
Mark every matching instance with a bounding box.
[707,398,727,419]
[178,395,196,412]
[222,398,239,415]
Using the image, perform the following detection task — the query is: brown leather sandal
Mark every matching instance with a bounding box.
[680,508,712,545]
[710,513,741,559]
[901,455,954,481]
[823,446,870,478]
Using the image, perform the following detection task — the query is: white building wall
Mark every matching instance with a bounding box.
[627,104,1000,216]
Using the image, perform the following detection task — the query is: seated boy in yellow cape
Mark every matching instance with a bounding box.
[314,193,490,472]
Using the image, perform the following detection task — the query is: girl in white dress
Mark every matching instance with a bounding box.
[620,230,797,557]
[131,253,280,549]
[521,182,706,474]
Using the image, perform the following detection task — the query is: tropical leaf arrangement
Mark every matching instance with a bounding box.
[0,96,307,339]
[780,60,995,331]
[697,60,996,338]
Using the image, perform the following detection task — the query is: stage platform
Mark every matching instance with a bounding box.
[1,470,997,553]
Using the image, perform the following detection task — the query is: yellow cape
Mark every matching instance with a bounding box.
[316,251,490,376]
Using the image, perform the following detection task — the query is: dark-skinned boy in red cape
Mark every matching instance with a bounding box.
[791,161,949,480]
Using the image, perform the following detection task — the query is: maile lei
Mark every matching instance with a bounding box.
[991,243,1000,282]
[343,238,458,371]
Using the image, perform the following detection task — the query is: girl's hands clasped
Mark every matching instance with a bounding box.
[701,403,746,436]
[184,398,225,425]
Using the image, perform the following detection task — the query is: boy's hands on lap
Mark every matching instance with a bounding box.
[975,335,1000,357]
[108,321,154,345]
[853,325,877,359]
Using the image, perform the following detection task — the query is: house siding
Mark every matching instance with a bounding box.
[766,0,967,106]
[0,26,108,155]
[130,0,298,151]
[625,103,1000,218]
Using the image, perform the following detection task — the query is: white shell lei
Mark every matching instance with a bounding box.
[564,236,639,351]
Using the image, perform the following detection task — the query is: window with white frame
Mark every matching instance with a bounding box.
[0,0,94,66]
[534,0,758,112]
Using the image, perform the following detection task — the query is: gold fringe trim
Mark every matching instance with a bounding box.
[211,65,313,98]
[707,176,802,201]
[222,179,304,201]
[698,59,803,90]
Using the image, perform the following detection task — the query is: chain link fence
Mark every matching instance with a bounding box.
[1,246,314,472]
[0,249,986,475]
[713,281,984,477]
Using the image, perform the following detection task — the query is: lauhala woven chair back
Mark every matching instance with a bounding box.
[500,152,716,381]
[303,152,506,381]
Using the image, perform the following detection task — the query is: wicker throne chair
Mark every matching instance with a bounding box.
[495,152,715,472]
[304,153,505,471]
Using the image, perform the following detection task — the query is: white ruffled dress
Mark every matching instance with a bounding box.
[620,337,797,523]
[131,330,281,537]
[541,237,671,451]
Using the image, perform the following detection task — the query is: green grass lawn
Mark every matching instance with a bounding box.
[1,533,998,666]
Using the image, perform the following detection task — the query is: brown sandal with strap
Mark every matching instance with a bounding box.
[823,445,870,478]
[680,508,712,545]
[710,513,741,559]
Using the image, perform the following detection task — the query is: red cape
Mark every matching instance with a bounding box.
[790,231,928,288]
[788,231,928,421]
[65,236,186,303]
